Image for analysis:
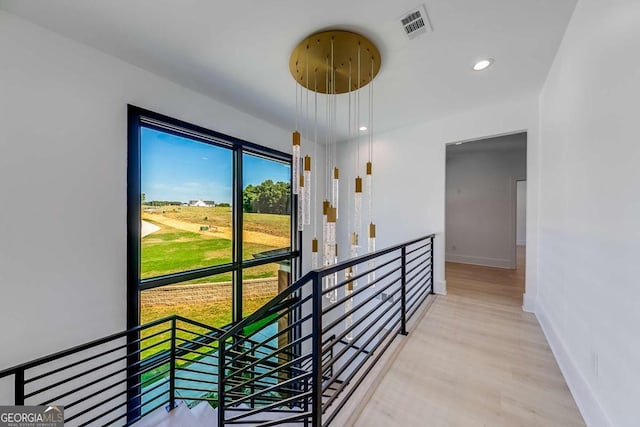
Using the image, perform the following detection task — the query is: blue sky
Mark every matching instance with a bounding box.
[141,127,290,203]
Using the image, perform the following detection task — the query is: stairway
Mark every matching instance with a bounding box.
[322,380,343,406]
[132,400,305,427]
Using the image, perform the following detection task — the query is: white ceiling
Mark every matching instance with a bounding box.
[0,0,576,140]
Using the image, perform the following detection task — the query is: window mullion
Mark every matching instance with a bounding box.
[233,146,244,324]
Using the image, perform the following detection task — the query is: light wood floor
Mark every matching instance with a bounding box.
[354,248,585,427]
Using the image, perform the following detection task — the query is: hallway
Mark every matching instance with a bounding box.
[355,250,585,426]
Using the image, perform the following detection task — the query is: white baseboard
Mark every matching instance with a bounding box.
[522,293,535,312]
[435,279,447,295]
[536,305,613,427]
[445,253,514,269]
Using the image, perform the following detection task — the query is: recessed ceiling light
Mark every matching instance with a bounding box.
[473,58,493,71]
[359,126,368,131]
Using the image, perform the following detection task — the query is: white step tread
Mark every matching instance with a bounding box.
[131,401,199,427]
[131,401,306,427]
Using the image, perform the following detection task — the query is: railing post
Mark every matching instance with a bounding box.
[126,328,142,424]
[311,272,323,426]
[430,235,435,295]
[250,346,255,408]
[302,305,310,427]
[400,247,408,336]
[218,339,226,427]
[14,369,24,405]
[169,317,177,411]
[303,368,310,427]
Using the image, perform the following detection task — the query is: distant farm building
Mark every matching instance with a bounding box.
[189,200,215,207]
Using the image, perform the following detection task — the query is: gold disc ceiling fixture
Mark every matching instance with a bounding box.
[290,30,381,321]
[289,30,381,94]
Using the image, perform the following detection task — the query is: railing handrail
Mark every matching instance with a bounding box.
[312,234,435,277]
[219,270,315,340]
[0,314,226,379]
[220,234,435,342]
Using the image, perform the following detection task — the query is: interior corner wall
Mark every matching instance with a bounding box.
[516,181,527,246]
[336,94,540,302]
[537,1,640,426]
[445,136,526,269]
[0,9,322,395]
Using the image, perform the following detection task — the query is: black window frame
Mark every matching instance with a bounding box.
[127,105,301,330]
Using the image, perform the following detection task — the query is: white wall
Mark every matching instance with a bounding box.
[445,135,526,268]
[536,1,640,426]
[336,95,540,302]
[516,181,527,245]
[0,10,322,391]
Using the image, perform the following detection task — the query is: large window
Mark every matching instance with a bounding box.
[140,127,233,279]
[128,106,299,341]
[242,153,292,260]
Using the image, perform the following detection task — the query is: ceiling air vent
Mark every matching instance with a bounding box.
[400,4,433,40]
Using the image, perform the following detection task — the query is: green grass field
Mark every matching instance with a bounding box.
[141,206,290,280]
[139,205,289,365]
[141,221,280,281]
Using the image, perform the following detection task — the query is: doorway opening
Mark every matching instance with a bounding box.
[444,132,527,303]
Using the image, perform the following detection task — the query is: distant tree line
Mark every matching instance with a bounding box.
[139,181,290,214]
[243,180,291,215]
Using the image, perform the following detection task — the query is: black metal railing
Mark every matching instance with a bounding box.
[0,234,435,426]
[216,234,435,426]
[0,315,217,425]
[0,316,286,426]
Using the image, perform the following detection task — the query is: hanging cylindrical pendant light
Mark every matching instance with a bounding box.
[368,223,376,284]
[325,206,337,302]
[298,173,305,232]
[322,203,331,299]
[345,273,354,341]
[304,156,311,225]
[368,223,376,253]
[366,162,373,222]
[327,204,336,263]
[322,200,329,265]
[350,232,359,258]
[311,238,319,269]
[366,161,376,284]
[331,242,338,303]
[332,167,339,220]
[350,231,359,287]
[292,131,301,195]
[354,176,363,236]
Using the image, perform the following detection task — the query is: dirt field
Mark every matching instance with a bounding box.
[142,212,290,248]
